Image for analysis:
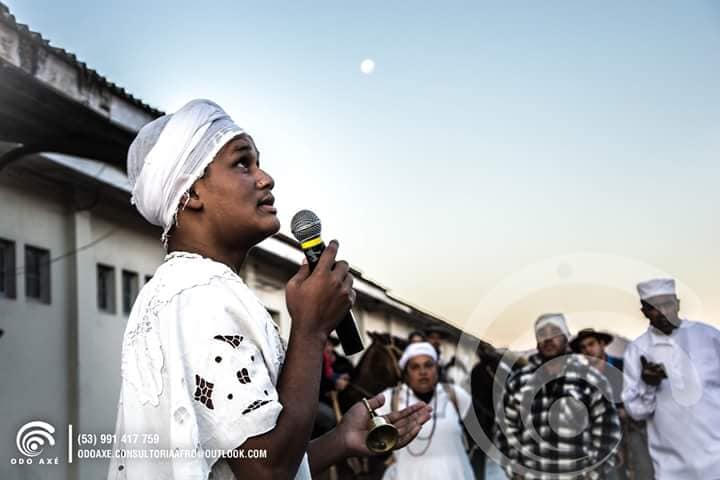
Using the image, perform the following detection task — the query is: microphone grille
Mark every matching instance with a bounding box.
[291,210,322,243]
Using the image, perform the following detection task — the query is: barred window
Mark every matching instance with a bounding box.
[122,270,139,315]
[97,264,116,313]
[25,245,50,304]
[0,238,16,299]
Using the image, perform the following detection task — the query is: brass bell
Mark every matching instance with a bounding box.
[363,398,399,454]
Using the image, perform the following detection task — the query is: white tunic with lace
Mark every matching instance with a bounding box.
[107,252,311,480]
[376,383,474,480]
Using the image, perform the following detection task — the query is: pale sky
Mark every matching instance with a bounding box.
[7,0,720,349]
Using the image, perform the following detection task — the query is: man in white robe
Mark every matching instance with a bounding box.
[623,278,720,479]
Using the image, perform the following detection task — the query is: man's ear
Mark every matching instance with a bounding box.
[179,188,203,211]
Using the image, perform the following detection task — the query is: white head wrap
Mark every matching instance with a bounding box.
[127,99,245,245]
[535,313,570,340]
[398,342,438,370]
[636,278,676,300]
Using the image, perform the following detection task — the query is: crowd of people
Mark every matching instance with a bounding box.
[358,277,719,480]
[110,99,719,480]
[311,277,720,480]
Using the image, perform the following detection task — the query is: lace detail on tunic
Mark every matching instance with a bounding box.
[121,279,166,407]
[254,296,287,372]
[242,400,272,415]
[193,375,215,410]
[213,335,244,348]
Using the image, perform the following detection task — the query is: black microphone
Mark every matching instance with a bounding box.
[290,210,365,355]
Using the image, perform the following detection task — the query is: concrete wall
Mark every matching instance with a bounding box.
[74,212,163,480]
[0,171,73,480]
[0,166,167,479]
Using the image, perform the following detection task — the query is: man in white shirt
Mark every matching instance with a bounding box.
[108,100,431,479]
[623,278,720,479]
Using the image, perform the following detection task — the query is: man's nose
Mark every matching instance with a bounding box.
[257,169,275,189]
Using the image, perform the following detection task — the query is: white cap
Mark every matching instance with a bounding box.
[637,278,676,300]
[398,342,438,370]
[535,313,570,340]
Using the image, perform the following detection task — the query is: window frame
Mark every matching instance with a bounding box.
[0,238,16,299]
[97,263,116,314]
[121,269,139,315]
[24,244,51,304]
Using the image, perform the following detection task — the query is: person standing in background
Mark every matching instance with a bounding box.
[377,342,475,480]
[571,329,653,480]
[497,314,621,479]
[623,278,720,479]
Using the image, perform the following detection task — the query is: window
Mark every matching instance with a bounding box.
[97,264,116,313]
[25,245,51,304]
[0,238,16,299]
[122,270,139,315]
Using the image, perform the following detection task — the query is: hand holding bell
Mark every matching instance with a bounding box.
[363,398,399,454]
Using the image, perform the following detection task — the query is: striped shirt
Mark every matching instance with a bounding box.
[496,353,622,479]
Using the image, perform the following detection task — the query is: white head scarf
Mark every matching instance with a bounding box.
[398,342,438,370]
[535,313,570,340]
[127,99,245,245]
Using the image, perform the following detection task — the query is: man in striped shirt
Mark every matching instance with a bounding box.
[496,314,622,479]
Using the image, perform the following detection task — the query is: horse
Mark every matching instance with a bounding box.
[317,332,408,480]
[338,331,408,413]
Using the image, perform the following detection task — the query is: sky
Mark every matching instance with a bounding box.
[6,1,720,349]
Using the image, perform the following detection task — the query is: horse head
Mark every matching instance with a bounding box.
[337,331,409,412]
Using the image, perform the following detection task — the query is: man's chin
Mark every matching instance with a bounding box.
[243,224,280,247]
[653,320,678,335]
[259,218,281,237]
[540,349,563,360]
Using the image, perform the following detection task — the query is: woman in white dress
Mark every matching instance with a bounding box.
[377,342,476,480]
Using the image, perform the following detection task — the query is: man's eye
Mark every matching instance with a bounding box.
[235,158,250,170]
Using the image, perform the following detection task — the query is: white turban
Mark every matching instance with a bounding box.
[637,278,676,300]
[127,99,245,244]
[398,342,438,370]
[535,313,570,340]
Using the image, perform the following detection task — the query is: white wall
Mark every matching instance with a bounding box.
[0,174,73,480]
[0,167,166,480]
[74,212,164,480]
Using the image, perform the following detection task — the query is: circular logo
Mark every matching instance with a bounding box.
[16,421,56,457]
[454,252,704,477]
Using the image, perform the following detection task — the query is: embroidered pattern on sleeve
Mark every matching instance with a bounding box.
[236,368,251,384]
[242,400,272,415]
[214,335,244,348]
[194,374,215,410]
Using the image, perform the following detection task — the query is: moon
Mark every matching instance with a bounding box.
[360,58,375,75]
